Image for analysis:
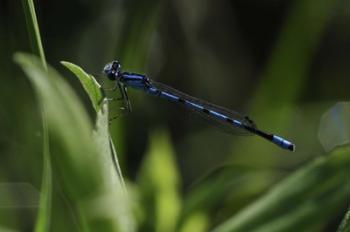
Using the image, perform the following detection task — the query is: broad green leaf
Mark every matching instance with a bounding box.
[61,61,103,112]
[15,53,130,231]
[212,146,350,232]
[137,130,181,232]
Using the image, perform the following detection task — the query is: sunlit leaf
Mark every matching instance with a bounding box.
[61,61,103,112]
[179,212,208,232]
[137,130,181,232]
[15,53,132,231]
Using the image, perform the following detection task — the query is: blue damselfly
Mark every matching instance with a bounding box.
[103,61,295,151]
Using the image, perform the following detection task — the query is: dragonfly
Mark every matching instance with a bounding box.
[103,60,295,151]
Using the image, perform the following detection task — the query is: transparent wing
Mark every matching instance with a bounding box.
[150,80,256,136]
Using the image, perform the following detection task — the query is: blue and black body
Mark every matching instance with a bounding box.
[103,60,295,151]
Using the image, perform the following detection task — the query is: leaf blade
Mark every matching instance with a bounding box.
[213,146,350,232]
[61,61,103,112]
[20,1,51,231]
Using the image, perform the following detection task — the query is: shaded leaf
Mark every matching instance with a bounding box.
[212,146,350,232]
[337,205,350,232]
[179,165,285,228]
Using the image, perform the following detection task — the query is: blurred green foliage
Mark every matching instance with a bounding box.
[1,0,350,231]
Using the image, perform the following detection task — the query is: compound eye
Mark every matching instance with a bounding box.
[112,61,120,72]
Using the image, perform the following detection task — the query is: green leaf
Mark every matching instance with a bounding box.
[34,115,52,232]
[63,60,133,231]
[15,53,132,231]
[92,101,125,189]
[212,146,350,232]
[179,165,284,228]
[61,61,103,112]
[91,101,135,232]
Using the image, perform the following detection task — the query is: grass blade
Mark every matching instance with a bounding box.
[212,146,350,232]
[21,0,46,69]
[21,1,50,231]
[34,116,52,232]
[337,205,350,232]
[179,165,284,229]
